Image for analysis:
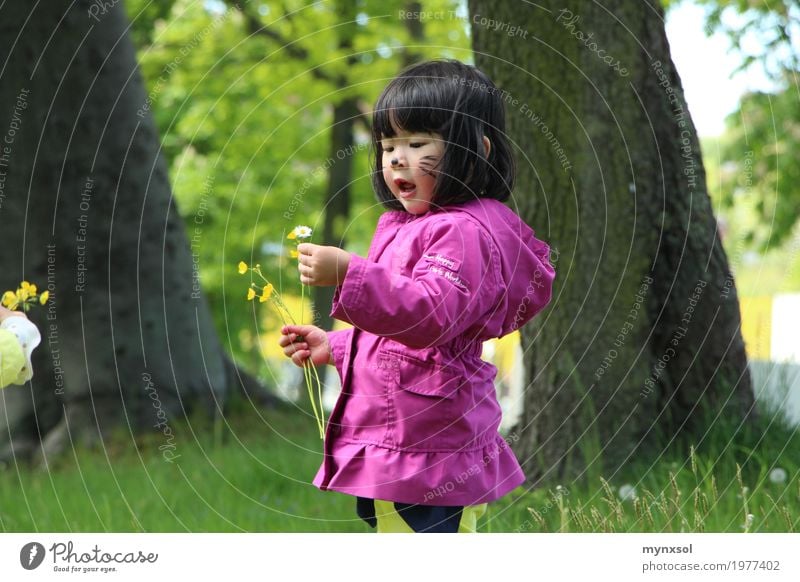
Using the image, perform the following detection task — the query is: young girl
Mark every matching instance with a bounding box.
[279,60,555,533]
[0,305,41,388]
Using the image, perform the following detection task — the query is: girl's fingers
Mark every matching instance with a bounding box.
[292,350,310,366]
[281,338,307,351]
[282,325,312,336]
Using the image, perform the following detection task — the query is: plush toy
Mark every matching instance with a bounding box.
[0,306,41,389]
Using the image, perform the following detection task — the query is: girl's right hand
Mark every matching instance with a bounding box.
[279,325,332,367]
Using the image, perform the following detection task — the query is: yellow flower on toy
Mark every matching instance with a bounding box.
[1,282,47,312]
[1,291,16,309]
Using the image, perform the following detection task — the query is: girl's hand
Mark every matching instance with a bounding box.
[0,306,26,323]
[297,243,351,286]
[279,325,333,367]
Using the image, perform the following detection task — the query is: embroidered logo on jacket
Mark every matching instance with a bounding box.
[428,265,468,291]
[423,253,461,272]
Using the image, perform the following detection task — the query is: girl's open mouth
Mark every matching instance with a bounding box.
[394,178,416,197]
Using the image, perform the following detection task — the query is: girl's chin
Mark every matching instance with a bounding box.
[397,198,431,215]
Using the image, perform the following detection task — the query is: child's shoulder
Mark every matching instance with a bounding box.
[428,199,520,236]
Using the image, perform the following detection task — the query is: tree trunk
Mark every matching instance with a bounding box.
[313,97,357,332]
[0,0,270,462]
[311,0,359,334]
[469,0,753,484]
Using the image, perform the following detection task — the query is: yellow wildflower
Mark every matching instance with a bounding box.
[247,288,256,301]
[2,291,17,309]
[2,281,47,312]
[238,261,248,275]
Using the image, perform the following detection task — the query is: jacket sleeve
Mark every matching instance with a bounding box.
[326,327,353,372]
[330,217,497,348]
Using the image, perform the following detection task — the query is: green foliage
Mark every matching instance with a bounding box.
[124,0,470,373]
[684,0,800,249]
[125,0,179,49]
[713,87,800,251]
[691,0,798,79]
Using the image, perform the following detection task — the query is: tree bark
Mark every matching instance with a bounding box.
[0,0,271,462]
[469,0,753,484]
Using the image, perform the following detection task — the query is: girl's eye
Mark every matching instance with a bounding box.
[383,146,394,153]
[410,142,426,148]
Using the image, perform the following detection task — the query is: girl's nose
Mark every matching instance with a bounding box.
[390,150,407,167]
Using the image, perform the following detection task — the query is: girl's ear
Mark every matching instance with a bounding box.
[482,135,491,158]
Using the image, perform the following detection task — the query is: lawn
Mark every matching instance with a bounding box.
[1,399,797,533]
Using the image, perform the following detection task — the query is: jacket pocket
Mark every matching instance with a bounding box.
[380,349,470,452]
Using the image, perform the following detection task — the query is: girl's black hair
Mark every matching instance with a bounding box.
[372,59,515,211]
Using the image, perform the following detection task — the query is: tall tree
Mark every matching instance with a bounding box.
[469,0,754,483]
[0,0,269,462]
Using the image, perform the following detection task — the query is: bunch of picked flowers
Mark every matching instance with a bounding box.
[2,281,49,312]
[238,225,325,439]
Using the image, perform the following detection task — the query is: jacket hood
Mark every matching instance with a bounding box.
[448,198,555,335]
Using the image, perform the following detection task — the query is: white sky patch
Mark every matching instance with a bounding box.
[665,1,776,137]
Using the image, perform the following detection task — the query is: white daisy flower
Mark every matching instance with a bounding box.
[293,225,313,239]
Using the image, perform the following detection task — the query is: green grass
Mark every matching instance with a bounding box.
[490,404,800,533]
[1,398,798,533]
[0,404,366,532]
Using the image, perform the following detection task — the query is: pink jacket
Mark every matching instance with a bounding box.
[313,198,554,506]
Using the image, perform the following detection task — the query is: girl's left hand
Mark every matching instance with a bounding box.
[297,243,351,286]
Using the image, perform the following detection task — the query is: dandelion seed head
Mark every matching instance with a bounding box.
[769,468,788,484]
[618,484,637,501]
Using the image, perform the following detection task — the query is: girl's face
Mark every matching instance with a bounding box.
[380,127,444,215]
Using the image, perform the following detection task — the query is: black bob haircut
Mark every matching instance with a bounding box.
[371,59,516,211]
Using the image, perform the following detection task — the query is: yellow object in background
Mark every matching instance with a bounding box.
[739,296,772,360]
[0,329,26,389]
[257,295,324,360]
